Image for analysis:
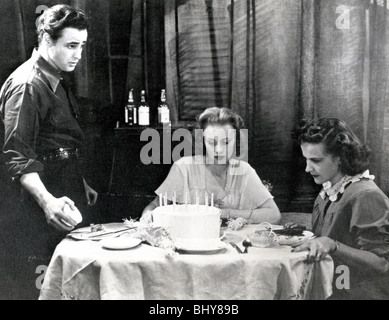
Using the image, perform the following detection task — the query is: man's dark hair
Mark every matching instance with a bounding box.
[36,4,88,44]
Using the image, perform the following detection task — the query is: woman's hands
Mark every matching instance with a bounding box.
[292,236,337,263]
[140,196,162,223]
[213,199,231,220]
[140,210,153,224]
[293,236,389,275]
[220,209,231,220]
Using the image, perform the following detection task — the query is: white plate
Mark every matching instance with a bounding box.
[69,223,135,241]
[253,224,314,246]
[100,237,142,250]
[174,238,227,254]
[277,231,315,246]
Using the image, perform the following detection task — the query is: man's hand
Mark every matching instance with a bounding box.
[42,196,79,232]
[292,236,337,263]
[20,172,80,232]
[83,178,98,206]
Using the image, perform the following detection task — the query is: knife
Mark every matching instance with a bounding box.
[230,242,243,254]
[84,227,134,239]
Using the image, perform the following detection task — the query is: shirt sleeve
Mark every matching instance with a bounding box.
[2,83,44,179]
[239,165,273,210]
[349,190,389,258]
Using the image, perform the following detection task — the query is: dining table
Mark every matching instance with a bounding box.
[39,222,334,300]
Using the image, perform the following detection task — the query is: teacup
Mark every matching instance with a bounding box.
[248,223,278,248]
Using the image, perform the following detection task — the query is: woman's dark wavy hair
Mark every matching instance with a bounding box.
[194,107,246,157]
[37,4,88,44]
[292,118,371,176]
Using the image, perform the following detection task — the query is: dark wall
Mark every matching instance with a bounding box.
[95,0,167,220]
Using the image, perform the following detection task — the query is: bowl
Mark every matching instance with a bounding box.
[248,224,278,248]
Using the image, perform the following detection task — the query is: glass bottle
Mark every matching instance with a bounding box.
[138,90,150,126]
[158,89,170,126]
[125,89,137,126]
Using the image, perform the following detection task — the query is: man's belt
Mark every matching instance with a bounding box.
[39,148,82,162]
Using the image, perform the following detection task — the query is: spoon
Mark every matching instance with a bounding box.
[242,239,252,253]
[229,242,243,254]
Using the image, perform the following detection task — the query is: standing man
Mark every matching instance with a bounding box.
[0,4,98,299]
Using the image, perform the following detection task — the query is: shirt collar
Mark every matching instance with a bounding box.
[32,49,63,93]
[319,170,375,201]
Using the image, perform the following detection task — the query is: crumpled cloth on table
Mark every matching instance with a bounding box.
[39,236,333,300]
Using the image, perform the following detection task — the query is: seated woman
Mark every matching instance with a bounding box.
[292,118,389,300]
[141,107,281,224]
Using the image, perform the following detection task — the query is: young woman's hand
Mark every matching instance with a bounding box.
[292,237,337,263]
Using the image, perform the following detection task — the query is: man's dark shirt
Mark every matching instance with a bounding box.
[0,49,85,179]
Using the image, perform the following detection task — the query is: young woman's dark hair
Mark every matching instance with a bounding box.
[193,107,246,158]
[293,118,371,176]
[36,4,88,44]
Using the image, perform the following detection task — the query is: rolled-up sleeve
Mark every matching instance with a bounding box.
[2,83,44,179]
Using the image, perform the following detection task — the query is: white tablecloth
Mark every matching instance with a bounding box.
[39,225,334,300]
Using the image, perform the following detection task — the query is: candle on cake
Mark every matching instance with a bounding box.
[195,190,199,212]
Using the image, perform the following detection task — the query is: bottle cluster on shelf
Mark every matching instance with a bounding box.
[123,89,170,128]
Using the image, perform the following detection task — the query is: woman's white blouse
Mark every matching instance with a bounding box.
[155,155,273,210]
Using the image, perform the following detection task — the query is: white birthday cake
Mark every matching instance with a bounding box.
[152,204,221,240]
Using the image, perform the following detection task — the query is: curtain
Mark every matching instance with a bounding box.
[313,0,389,196]
[367,0,389,193]
[165,0,389,211]
[165,0,232,121]
[232,0,305,210]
